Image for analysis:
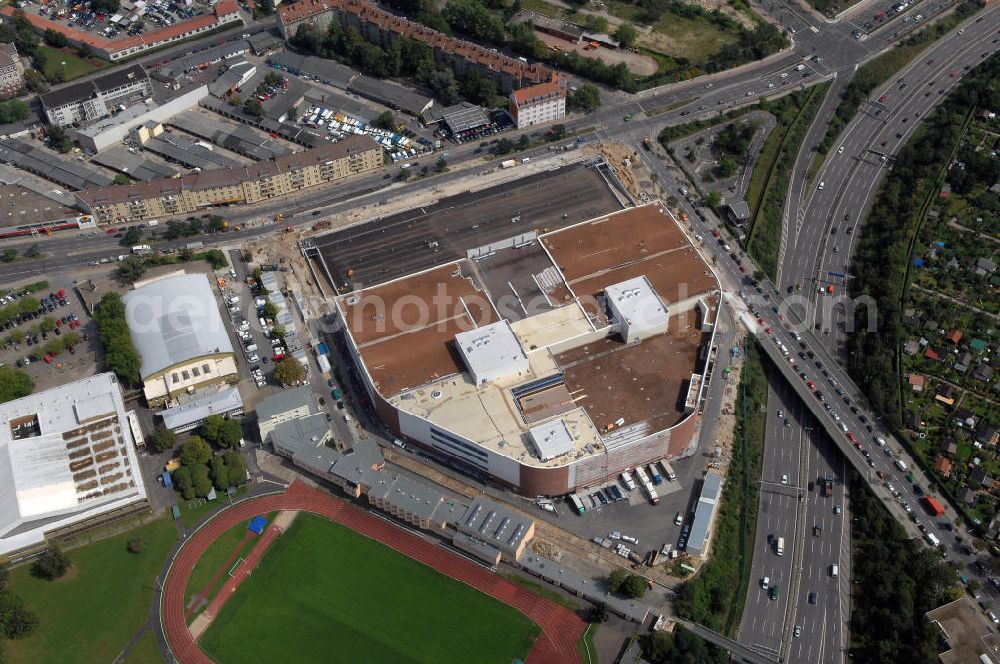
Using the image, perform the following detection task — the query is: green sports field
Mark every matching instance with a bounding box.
[199,514,540,664]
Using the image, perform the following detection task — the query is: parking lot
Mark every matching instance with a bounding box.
[21,0,214,42]
[0,277,97,392]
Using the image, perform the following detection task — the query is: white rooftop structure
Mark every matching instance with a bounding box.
[455,320,529,385]
[160,387,244,432]
[0,373,147,554]
[687,472,723,557]
[122,273,235,381]
[528,419,575,461]
[605,276,668,343]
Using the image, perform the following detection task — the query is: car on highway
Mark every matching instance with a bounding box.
[818,181,825,190]
[808,592,817,604]
[769,586,779,600]
[793,625,801,638]
[761,576,770,589]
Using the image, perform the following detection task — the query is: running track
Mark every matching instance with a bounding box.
[161,481,585,664]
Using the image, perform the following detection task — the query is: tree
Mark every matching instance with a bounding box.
[370,110,397,131]
[584,14,609,34]
[115,256,146,285]
[0,366,33,404]
[126,537,147,553]
[43,28,69,47]
[45,124,73,153]
[0,99,29,124]
[62,330,81,349]
[191,464,213,498]
[0,248,16,264]
[614,21,638,48]
[120,227,142,247]
[592,601,609,623]
[2,601,39,639]
[262,302,278,319]
[706,191,722,207]
[273,357,306,385]
[76,42,94,59]
[23,244,40,259]
[517,134,529,150]
[550,124,567,140]
[172,466,194,499]
[271,324,286,340]
[30,546,69,580]
[180,436,212,466]
[435,156,448,173]
[495,137,514,155]
[622,574,647,598]
[149,426,177,453]
[227,93,242,107]
[200,415,243,449]
[608,568,628,593]
[23,69,47,93]
[44,338,64,356]
[90,0,120,14]
[224,450,247,485]
[210,455,229,491]
[243,98,264,118]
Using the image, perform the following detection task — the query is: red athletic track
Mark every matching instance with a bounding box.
[162,481,585,664]
[184,531,256,621]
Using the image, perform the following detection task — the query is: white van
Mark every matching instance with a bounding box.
[839,422,849,433]
[895,459,908,472]
[829,564,839,577]
[875,436,887,447]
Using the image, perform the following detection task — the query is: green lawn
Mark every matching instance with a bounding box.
[177,486,250,529]
[125,631,164,664]
[6,518,177,664]
[200,514,540,664]
[36,45,107,82]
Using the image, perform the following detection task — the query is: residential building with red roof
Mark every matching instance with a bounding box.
[509,74,566,129]
[277,0,555,93]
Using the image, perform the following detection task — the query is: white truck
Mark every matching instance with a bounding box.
[131,244,152,254]
[500,159,517,169]
[660,460,677,481]
[620,471,637,491]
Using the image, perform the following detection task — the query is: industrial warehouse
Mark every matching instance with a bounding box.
[332,203,722,496]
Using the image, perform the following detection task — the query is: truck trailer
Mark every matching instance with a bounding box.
[922,495,945,516]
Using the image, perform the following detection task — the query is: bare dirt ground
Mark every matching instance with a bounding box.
[534,31,659,76]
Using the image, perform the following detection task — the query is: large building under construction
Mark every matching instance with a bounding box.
[334,203,722,496]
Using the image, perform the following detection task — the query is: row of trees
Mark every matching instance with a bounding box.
[163,216,228,240]
[848,476,958,662]
[92,292,142,388]
[846,55,1000,429]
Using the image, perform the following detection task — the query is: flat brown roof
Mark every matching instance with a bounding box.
[542,204,718,309]
[557,307,706,433]
[340,263,498,396]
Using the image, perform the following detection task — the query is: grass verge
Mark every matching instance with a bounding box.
[746,82,830,279]
[577,623,598,664]
[7,518,176,664]
[176,486,250,530]
[200,514,540,664]
[498,571,581,611]
[674,338,766,636]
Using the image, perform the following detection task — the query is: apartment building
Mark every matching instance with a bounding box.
[509,75,566,129]
[76,134,381,223]
[256,387,316,443]
[40,64,153,127]
[278,0,554,93]
[0,43,24,96]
